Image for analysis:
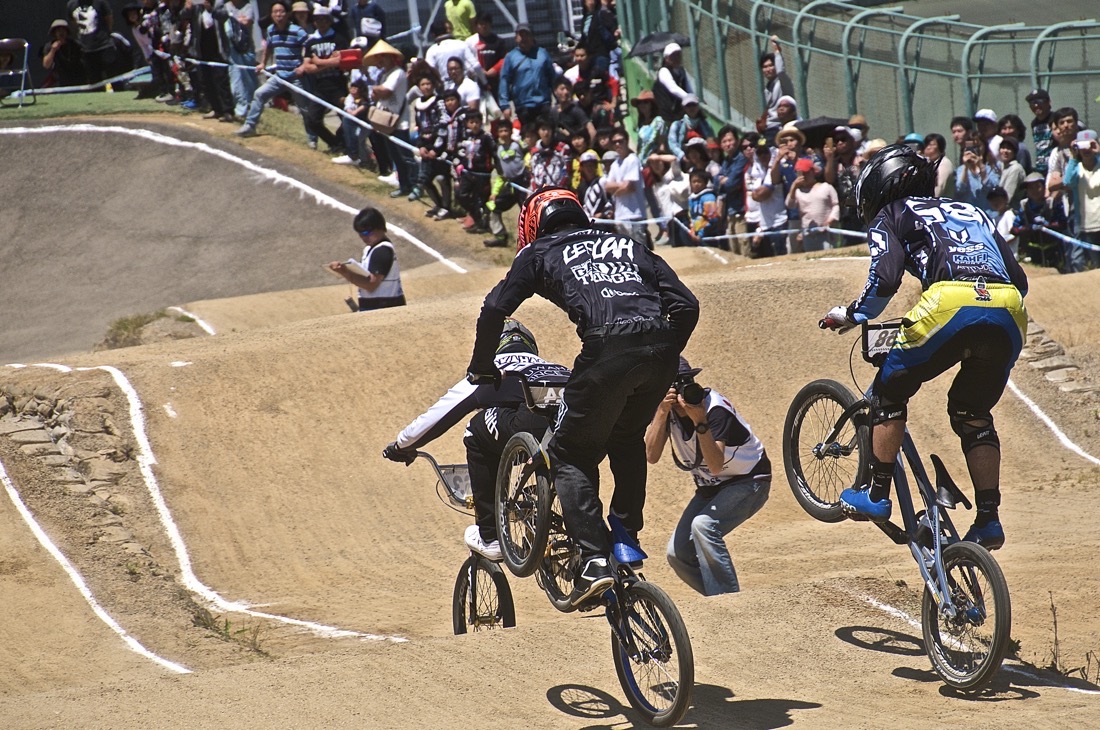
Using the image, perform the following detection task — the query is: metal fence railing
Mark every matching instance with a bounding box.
[618,0,1099,143]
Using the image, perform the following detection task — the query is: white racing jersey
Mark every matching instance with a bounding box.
[396,352,568,450]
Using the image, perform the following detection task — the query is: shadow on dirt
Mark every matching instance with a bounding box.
[835,625,925,657]
[836,624,1100,702]
[546,682,822,728]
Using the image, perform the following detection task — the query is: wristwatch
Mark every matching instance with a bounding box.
[695,421,709,434]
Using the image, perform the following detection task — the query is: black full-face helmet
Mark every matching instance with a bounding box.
[854,143,939,224]
[497,318,538,355]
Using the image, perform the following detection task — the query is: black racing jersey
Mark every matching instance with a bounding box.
[470,228,699,372]
[849,197,1029,323]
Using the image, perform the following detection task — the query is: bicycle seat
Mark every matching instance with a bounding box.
[609,513,648,565]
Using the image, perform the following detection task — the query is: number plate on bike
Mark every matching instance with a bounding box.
[862,322,902,364]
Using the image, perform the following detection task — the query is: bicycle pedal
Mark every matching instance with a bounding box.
[841,503,870,522]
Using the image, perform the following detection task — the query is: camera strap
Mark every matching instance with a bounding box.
[668,414,704,471]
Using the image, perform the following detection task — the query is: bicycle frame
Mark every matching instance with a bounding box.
[847,319,982,622]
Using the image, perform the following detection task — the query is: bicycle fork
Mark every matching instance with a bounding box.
[604,577,670,664]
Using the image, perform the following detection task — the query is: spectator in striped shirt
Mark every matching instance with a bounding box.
[235,0,308,137]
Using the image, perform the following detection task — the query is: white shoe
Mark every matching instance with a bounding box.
[331,155,355,165]
[464,524,502,562]
[377,172,400,187]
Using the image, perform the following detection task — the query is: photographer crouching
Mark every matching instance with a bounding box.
[644,358,771,596]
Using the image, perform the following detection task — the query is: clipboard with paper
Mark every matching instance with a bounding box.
[325,259,371,278]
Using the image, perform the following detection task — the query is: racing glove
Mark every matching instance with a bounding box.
[382,442,417,465]
[820,305,857,334]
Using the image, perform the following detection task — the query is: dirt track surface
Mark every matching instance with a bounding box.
[3,118,1100,728]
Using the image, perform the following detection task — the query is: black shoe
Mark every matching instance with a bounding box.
[569,557,614,607]
[482,236,508,247]
[425,206,441,218]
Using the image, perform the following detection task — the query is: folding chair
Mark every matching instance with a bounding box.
[0,38,35,107]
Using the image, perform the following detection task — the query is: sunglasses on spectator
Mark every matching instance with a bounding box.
[356,229,373,238]
[612,137,628,145]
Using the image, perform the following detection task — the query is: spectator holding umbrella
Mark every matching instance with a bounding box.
[652,41,691,122]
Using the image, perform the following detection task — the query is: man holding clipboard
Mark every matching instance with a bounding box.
[328,207,407,311]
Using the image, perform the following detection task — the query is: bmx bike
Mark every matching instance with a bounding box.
[413,450,516,636]
[782,319,1011,691]
[493,365,694,726]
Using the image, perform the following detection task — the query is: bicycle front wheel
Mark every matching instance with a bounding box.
[612,581,694,727]
[495,432,552,577]
[922,541,1011,691]
[783,379,869,522]
[452,555,516,635]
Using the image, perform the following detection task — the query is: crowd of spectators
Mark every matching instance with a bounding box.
[33,3,1099,270]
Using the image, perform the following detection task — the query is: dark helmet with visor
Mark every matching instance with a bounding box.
[854,143,939,224]
[497,318,538,355]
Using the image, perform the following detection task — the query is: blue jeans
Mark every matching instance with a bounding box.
[342,115,365,161]
[666,475,770,595]
[226,49,257,118]
[244,74,305,130]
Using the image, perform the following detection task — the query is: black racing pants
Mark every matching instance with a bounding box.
[463,405,549,543]
[549,329,679,559]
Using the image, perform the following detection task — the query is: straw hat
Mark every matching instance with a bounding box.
[362,40,404,65]
[863,138,888,157]
[775,122,805,145]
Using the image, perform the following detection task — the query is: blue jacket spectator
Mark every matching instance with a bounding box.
[499,24,555,126]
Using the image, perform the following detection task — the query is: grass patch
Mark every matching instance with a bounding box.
[1,90,172,120]
[192,607,267,655]
[99,310,168,350]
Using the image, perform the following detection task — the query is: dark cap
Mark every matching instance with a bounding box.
[678,357,702,378]
[1025,88,1050,103]
[515,23,533,35]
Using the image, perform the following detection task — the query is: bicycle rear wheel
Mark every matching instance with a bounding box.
[452,555,516,635]
[783,379,869,522]
[536,491,580,613]
[612,581,694,727]
[922,540,1011,690]
[495,432,552,577]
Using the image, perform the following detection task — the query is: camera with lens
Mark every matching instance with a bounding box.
[674,375,706,406]
[964,145,982,157]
